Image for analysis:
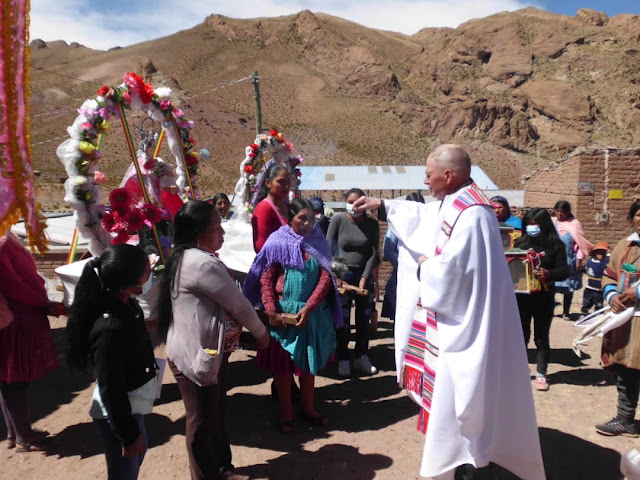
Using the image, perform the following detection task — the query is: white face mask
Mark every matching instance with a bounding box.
[133,275,153,297]
[315,213,325,222]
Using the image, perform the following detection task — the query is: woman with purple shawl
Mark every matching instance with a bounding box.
[244,198,342,433]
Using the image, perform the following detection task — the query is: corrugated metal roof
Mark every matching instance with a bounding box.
[298,165,498,191]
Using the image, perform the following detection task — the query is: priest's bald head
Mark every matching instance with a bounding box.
[424,144,472,200]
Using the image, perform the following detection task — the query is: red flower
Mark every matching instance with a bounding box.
[126,209,146,231]
[139,83,154,104]
[143,158,157,171]
[141,203,162,224]
[248,152,257,159]
[269,129,278,137]
[243,165,254,174]
[186,155,198,165]
[109,188,132,210]
[98,86,110,97]
[295,169,302,177]
[102,212,117,232]
[250,143,260,151]
[112,232,130,245]
[284,141,294,153]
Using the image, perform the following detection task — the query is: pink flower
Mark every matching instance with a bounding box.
[94,171,108,185]
[159,100,171,111]
[123,72,144,90]
[121,91,131,104]
[173,109,184,118]
[80,122,93,131]
[284,141,294,153]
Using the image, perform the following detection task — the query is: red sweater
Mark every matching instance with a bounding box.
[251,200,288,252]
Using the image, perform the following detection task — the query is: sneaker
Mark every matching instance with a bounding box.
[595,417,638,437]
[354,355,378,375]
[338,360,351,377]
[535,375,549,391]
[221,470,249,480]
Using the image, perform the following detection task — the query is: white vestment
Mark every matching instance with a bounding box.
[385,192,545,480]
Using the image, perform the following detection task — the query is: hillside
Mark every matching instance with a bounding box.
[28,8,640,209]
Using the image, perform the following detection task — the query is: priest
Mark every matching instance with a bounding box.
[353,144,545,480]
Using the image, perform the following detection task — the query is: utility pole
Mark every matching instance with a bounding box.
[251,71,262,136]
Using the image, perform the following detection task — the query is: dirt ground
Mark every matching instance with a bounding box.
[0,295,635,480]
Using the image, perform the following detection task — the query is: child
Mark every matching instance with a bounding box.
[581,241,610,316]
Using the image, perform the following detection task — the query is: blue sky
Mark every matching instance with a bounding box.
[30,0,639,51]
[543,0,638,16]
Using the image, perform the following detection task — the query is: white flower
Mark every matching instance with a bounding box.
[70,175,88,186]
[155,87,172,99]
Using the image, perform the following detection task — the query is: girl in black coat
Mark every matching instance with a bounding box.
[514,208,569,392]
[67,244,156,480]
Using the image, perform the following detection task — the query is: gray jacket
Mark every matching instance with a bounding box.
[166,248,266,386]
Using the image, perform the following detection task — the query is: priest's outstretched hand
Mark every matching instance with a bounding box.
[352,196,381,214]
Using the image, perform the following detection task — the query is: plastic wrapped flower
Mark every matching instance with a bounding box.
[126,209,146,232]
[70,175,88,186]
[109,187,132,210]
[141,203,162,224]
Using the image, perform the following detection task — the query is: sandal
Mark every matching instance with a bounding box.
[301,411,329,427]
[6,437,16,449]
[279,419,295,434]
[15,439,47,453]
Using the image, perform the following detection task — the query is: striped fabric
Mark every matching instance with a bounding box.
[400,182,494,434]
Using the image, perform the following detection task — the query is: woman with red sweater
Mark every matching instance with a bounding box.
[251,164,291,253]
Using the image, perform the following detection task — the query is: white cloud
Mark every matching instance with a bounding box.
[30,0,539,50]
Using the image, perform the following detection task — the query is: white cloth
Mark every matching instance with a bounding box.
[385,194,545,480]
[385,200,440,388]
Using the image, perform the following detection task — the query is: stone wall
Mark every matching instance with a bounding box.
[524,147,640,246]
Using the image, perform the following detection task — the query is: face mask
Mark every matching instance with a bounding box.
[526,225,541,238]
[315,213,325,222]
[345,203,361,218]
[133,275,153,297]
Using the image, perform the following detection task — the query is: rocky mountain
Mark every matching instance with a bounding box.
[28,8,640,208]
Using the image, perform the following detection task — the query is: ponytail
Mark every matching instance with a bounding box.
[66,244,148,371]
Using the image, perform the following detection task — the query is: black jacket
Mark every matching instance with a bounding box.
[89,299,156,446]
[514,235,569,288]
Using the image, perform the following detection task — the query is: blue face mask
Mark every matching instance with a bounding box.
[345,203,361,218]
[526,225,541,237]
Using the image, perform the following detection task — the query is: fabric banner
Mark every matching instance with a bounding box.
[0,0,48,253]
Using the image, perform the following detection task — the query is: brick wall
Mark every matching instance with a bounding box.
[524,147,640,246]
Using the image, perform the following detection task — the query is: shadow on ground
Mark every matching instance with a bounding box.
[42,413,186,459]
[540,427,622,480]
[236,443,393,480]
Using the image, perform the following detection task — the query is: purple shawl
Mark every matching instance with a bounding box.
[243,224,344,328]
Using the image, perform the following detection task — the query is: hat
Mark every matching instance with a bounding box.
[591,241,610,253]
[309,196,324,211]
[490,196,509,208]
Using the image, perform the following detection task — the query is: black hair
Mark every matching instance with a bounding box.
[345,188,365,200]
[518,207,562,250]
[255,163,288,204]
[554,201,574,218]
[157,200,217,340]
[288,197,314,222]
[406,192,425,203]
[212,193,230,205]
[628,201,640,222]
[66,244,148,370]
